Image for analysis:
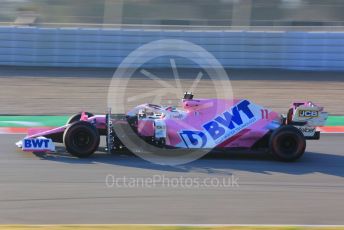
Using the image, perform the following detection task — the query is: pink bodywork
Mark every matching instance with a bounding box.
[290,100,324,113]
[25,98,280,149]
[132,98,280,149]
[26,115,106,139]
[138,120,154,136]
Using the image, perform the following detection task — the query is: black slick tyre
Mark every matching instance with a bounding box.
[63,121,100,158]
[269,125,306,162]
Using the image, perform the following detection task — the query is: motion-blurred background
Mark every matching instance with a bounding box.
[0,0,343,115]
[1,0,344,29]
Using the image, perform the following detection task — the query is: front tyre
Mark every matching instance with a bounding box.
[269,125,306,162]
[63,121,100,158]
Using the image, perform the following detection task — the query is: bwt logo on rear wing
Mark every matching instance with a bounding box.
[21,138,55,152]
[179,100,260,148]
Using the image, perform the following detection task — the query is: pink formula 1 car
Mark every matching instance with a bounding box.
[16,93,328,161]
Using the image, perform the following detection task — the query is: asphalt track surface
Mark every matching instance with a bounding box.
[0,67,343,225]
[0,134,343,225]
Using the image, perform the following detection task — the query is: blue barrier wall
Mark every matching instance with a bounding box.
[0,26,344,70]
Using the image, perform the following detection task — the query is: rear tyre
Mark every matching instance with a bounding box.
[63,121,100,158]
[66,112,94,125]
[269,125,306,162]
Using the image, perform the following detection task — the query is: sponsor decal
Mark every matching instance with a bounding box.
[179,100,258,148]
[298,110,319,118]
[180,130,207,148]
[297,126,316,137]
[154,119,167,138]
[22,138,55,152]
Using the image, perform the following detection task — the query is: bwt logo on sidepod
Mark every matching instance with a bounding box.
[180,100,256,148]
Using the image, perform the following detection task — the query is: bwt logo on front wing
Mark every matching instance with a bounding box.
[180,100,257,148]
[22,138,55,151]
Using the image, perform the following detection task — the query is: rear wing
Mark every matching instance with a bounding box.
[285,101,328,140]
[290,101,328,127]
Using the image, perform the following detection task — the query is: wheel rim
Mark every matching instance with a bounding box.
[278,134,298,155]
[73,130,91,148]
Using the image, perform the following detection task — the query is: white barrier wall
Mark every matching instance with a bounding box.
[1,26,344,70]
